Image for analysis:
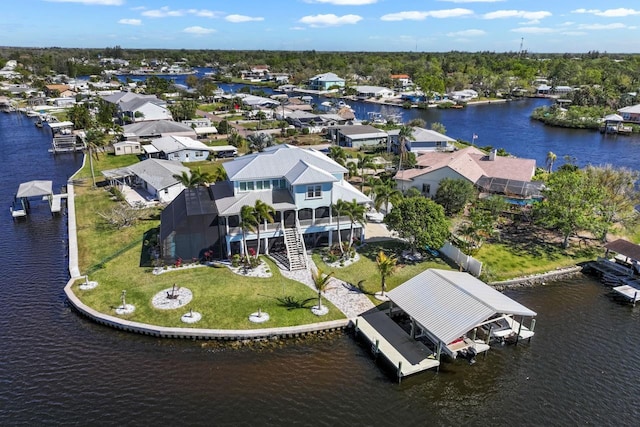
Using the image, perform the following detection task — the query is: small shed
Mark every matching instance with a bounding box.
[113,141,142,156]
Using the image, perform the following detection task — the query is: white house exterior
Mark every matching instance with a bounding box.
[308,72,345,91]
[390,127,456,154]
[102,92,172,123]
[354,86,395,99]
[327,125,388,149]
[148,135,211,162]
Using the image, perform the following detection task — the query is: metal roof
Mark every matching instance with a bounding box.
[285,161,338,185]
[604,239,640,261]
[387,269,536,345]
[126,158,190,190]
[150,136,210,154]
[17,180,52,198]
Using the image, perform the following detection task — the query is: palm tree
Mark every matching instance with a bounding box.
[345,198,366,250]
[240,205,258,260]
[357,153,375,191]
[376,250,397,298]
[311,268,334,313]
[373,181,401,215]
[546,151,557,173]
[328,145,347,166]
[172,167,212,188]
[332,199,349,255]
[397,125,415,171]
[253,200,275,260]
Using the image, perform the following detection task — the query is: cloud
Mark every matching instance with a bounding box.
[305,0,377,4]
[561,31,587,36]
[142,7,184,18]
[290,26,306,31]
[118,18,141,25]
[438,0,504,3]
[44,0,123,4]
[511,27,556,34]
[298,14,363,27]
[483,10,552,22]
[381,8,472,21]
[446,29,486,37]
[183,26,216,35]
[577,23,628,30]
[572,8,640,17]
[188,9,221,18]
[225,15,264,23]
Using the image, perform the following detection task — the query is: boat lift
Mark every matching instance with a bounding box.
[10,180,66,219]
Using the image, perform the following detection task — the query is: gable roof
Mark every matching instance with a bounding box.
[410,127,456,143]
[150,135,210,154]
[387,269,536,345]
[285,160,338,185]
[310,72,344,83]
[102,92,166,112]
[126,158,189,190]
[618,104,640,114]
[224,144,347,182]
[210,181,296,216]
[395,146,535,183]
[336,124,388,139]
[123,120,196,138]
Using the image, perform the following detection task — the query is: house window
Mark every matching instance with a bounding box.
[256,181,263,190]
[195,151,204,157]
[239,182,247,192]
[263,180,271,189]
[164,188,169,194]
[272,179,286,189]
[306,185,322,199]
[422,184,431,195]
[247,181,255,191]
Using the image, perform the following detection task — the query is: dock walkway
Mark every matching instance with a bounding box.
[355,311,440,378]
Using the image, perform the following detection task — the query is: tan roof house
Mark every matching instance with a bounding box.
[394,146,536,197]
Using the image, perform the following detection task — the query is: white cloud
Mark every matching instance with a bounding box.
[381,8,472,21]
[438,0,504,3]
[446,29,486,37]
[561,31,587,36]
[290,26,306,31]
[183,26,216,35]
[298,14,363,27]
[306,0,377,4]
[225,15,264,23]
[188,9,221,18]
[44,0,123,4]
[142,7,184,18]
[572,8,640,17]
[483,10,552,21]
[118,18,141,25]
[510,27,556,34]
[577,23,627,30]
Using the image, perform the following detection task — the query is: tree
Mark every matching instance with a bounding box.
[533,169,604,248]
[356,153,375,191]
[168,100,198,121]
[332,199,349,255]
[172,167,212,189]
[375,250,397,298]
[397,125,415,171]
[546,151,557,173]
[240,205,258,259]
[344,199,366,249]
[372,181,401,215]
[217,119,230,135]
[311,268,334,313]
[252,200,275,259]
[384,196,450,253]
[434,178,476,216]
[247,132,273,152]
[68,104,91,130]
[328,145,347,166]
[430,122,447,135]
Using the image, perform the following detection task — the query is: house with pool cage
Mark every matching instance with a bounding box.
[159,144,371,270]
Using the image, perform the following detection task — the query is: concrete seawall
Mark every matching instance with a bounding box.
[489,266,584,290]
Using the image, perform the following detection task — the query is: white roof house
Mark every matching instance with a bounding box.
[354,85,395,99]
[149,135,211,162]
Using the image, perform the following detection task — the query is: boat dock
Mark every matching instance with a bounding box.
[586,239,640,305]
[10,180,66,219]
[354,311,440,380]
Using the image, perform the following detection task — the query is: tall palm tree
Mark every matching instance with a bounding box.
[397,125,415,171]
[332,199,349,255]
[345,198,366,249]
[253,200,275,260]
[373,181,401,215]
[328,145,347,166]
[357,153,375,191]
[376,250,397,297]
[546,151,557,173]
[173,167,212,189]
[240,205,258,260]
[311,268,334,313]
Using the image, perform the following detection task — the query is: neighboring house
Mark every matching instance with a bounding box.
[308,72,345,91]
[390,74,412,88]
[241,65,270,81]
[236,93,280,109]
[145,135,211,162]
[122,120,197,141]
[102,158,189,204]
[327,124,388,149]
[102,91,172,123]
[182,118,212,128]
[159,144,371,265]
[113,141,142,156]
[389,127,456,154]
[394,146,536,198]
[45,84,76,98]
[618,104,640,123]
[286,110,323,129]
[536,84,552,96]
[353,86,395,99]
[554,86,573,96]
[448,89,478,102]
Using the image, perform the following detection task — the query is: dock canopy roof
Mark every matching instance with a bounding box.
[387,269,536,345]
[604,239,640,261]
[17,180,53,198]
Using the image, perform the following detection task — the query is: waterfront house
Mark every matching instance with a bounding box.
[353,86,395,100]
[327,125,388,149]
[144,135,211,163]
[448,89,478,102]
[618,104,640,124]
[394,146,536,197]
[102,158,189,204]
[390,74,412,89]
[102,92,172,123]
[122,120,197,141]
[389,127,456,154]
[308,72,345,91]
[159,144,371,267]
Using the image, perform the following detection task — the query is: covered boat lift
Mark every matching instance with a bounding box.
[598,239,640,304]
[11,180,66,218]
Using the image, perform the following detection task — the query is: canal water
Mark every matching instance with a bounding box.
[1,108,640,425]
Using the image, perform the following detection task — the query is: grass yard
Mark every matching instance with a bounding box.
[313,240,452,304]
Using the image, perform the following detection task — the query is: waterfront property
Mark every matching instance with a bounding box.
[102,92,172,123]
[355,268,536,379]
[587,239,640,304]
[327,124,388,149]
[159,144,371,268]
[307,72,345,91]
[394,146,536,198]
[143,135,211,162]
[618,104,640,124]
[122,120,197,140]
[389,127,456,154]
[10,180,65,218]
[45,121,85,153]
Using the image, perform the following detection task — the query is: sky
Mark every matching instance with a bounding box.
[1,0,639,53]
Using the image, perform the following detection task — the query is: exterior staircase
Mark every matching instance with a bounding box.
[283,226,308,271]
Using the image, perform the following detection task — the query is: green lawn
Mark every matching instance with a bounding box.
[313,241,452,303]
